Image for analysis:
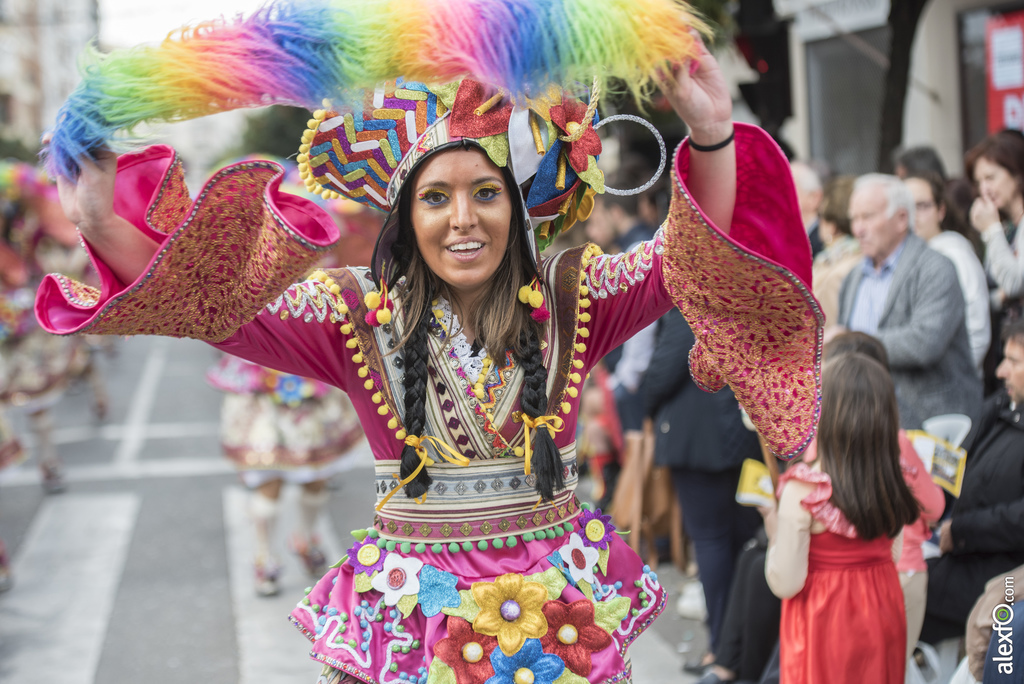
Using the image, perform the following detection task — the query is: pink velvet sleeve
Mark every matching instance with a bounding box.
[34,145,348,386]
[660,123,824,459]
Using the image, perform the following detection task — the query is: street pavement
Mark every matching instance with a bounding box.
[0,335,702,684]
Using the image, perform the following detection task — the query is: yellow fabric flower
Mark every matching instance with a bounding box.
[471,573,549,655]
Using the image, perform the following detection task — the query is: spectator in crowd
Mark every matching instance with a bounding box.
[811,175,859,325]
[819,332,945,664]
[791,160,824,257]
[642,308,762,674]
[764,352,920,684]
[967,130,1024,392]
[893,145,948,181]
[836,173,981,428]
[904,171,990,373]
[921,320,1024,644]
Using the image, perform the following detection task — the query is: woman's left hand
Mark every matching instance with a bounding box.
[662,31,734,147]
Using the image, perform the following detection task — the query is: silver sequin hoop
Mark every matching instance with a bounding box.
[594,114,667,196]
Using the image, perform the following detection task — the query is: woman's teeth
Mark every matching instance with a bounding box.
[449,242,483,252]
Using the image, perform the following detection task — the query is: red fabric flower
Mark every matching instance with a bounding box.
[548,100,602,174]
[433,617,499,684]
[448,80,514,139]
[539,600,613,677]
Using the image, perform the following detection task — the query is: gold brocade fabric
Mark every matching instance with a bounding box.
[48,157,331,342]
[661,152,824,459]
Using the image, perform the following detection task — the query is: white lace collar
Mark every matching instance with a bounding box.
[432,296,489,380]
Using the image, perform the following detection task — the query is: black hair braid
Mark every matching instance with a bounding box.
[517,329,565,501]
[398,305,433,498]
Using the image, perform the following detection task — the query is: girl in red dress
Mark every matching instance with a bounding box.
[764,353,920,684]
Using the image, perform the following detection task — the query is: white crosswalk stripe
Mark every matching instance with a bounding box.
[0,493,139,683]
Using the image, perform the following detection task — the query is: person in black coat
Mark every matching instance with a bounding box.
[921,320,1024,643]
[642,308,762,666]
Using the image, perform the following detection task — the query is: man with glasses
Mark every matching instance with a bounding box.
[833,173,981,428]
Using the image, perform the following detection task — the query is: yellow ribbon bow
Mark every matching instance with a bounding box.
[520,414,566,475]
[375,435,471,511]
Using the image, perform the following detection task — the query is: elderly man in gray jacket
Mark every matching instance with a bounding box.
[836,173,982,428]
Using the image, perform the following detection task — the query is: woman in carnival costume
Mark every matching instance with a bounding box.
[1,160,104,494]
[37,1,823,682]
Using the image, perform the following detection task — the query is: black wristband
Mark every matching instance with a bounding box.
[688,130,735,152]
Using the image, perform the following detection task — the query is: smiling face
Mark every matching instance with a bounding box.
[974,156,1023,212]
[410,147,513,311]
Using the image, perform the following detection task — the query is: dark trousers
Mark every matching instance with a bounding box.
[671,467,761,654]
[715,533,781,681]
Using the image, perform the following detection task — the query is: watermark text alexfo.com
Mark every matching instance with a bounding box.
[992,575,1016,675]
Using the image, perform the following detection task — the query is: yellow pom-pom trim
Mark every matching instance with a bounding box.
[330,284,342,295]
[396,429,407,440]
[357,367,369,378]
[579,298,591,309]
[296,153,309,164]
[561,402,572,414]
[567,387,579,398]
[364,379,374,390]
[346,339,358,349]
[578,328,590,338]
[340,324,353,335]
[378,405,389,416]
[376,308,392,325]
[514,447,525,457]
[518,285,532,304]
[527,290,544,309]
[338,304,350,315]
[307,118,319,129]
[387,418,398,430]
[575,343,586,353]
[353,353,364,363]
[313,109,326,121]
[364,291,381,309]
[573,359,584,369]
[570,373,582,383]
[301,130,315,143]
[579,313,591,323]
[371,392,382,404]
[579,286,589,297]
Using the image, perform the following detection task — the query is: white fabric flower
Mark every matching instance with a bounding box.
[558,533,600,584]
[371,553,424,606]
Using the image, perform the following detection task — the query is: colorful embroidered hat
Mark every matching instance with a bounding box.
[296,77,606,287]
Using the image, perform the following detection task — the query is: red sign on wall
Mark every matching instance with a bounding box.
[988,10,1024,133]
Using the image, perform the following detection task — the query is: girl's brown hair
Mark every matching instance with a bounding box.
[816,353,920,540]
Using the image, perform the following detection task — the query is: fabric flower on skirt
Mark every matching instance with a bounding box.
[418,564,461,617]
[558,533,600,585]
[540,600,613,677]
[485,638,564,684]
[471,573,549,655]
[548,99,601,174]
[371,553,423,606]
[433,617,499,684]
[577,509,615,550]
[346,537,387,576]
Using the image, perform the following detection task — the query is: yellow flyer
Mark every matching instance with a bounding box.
[735,458,776,508]
[906,430,968,498]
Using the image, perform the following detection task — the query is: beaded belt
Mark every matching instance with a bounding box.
[373,445,581,543]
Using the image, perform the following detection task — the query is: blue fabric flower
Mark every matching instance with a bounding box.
[417,564,461,617]
[547,550,576,587]
[272,374,308,406]
[486,639,565,684]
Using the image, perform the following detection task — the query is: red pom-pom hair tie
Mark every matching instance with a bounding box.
[518,277,548,321]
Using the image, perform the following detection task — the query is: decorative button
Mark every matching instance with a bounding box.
[500,599,521,621]
[357,544,381,566]
[585,520,606,543]
[557,624,579,645]
[514,668,535,684]
[462,641,484,663]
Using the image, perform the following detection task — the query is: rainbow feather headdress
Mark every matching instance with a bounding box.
[44,0,705,181]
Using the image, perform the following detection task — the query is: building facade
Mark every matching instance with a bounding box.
[778,0,1024,178]
[0,0,98,151]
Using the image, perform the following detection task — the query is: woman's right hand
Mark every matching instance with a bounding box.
[970,195,1001,233]
[55,149,120,237]
[47,146,160,285]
